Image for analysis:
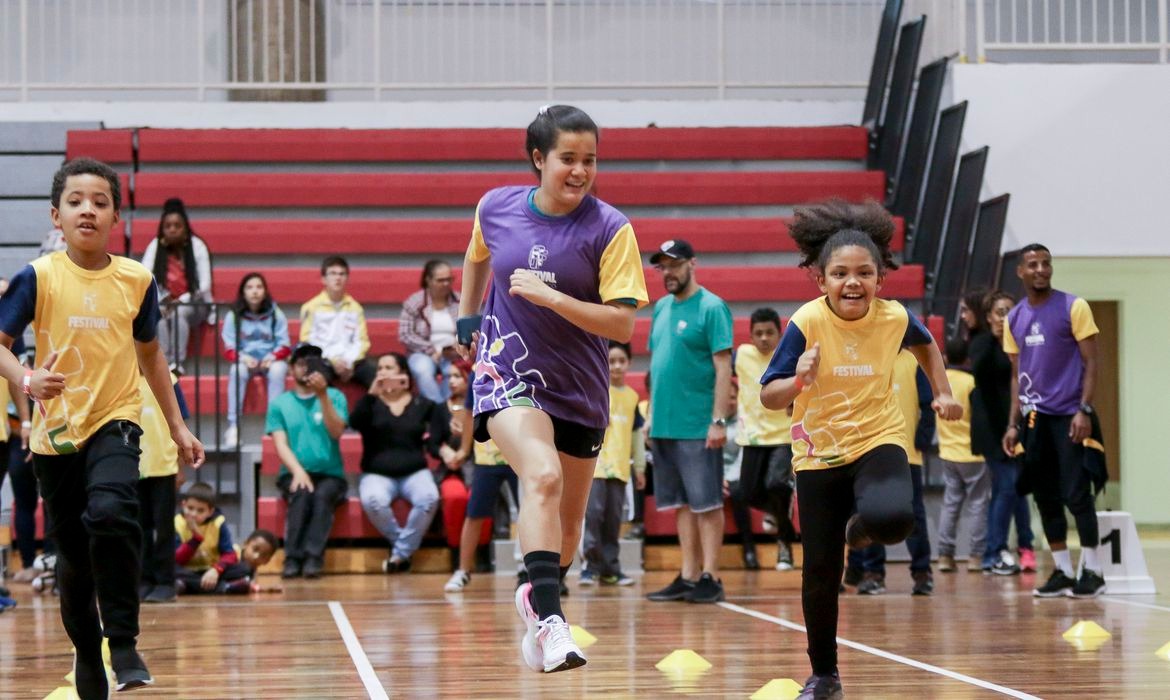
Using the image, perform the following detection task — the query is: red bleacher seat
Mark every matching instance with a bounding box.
[134,127,867,163]
[121,216,905,257]
[65,130,134,164]
[134,171,885,208]
[209,264,923,306]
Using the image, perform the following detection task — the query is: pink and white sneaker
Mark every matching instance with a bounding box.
[1019,547,1037,573]
[514,583,544,671]
[534,615,587,673]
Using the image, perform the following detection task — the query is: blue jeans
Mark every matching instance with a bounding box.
[407,352,450,403]
[983,457,1035,565]
[359,470,439,560]
[227,358,288,426]
[851,464,931,574]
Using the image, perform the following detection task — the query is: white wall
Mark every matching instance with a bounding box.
[951,64,1170,257]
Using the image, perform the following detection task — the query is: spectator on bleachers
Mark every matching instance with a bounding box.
[966,289,1035,575]
[350,351,456,574]
[266,343,349,579]
[221,272,291,448]
[299,256,374,388]
[141,198,214,374]
[434,361,489,572]
[400,260,461,403]
[444,369,517,593]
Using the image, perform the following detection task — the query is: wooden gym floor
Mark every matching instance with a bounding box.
[3,547,1170,699]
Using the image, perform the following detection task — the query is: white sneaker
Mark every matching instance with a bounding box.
[534,615,587,673]
[221,425,239,448]
[514,582,543,672]
[444,570,470,593]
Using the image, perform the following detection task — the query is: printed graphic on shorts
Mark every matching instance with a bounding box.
[474,314,546,413]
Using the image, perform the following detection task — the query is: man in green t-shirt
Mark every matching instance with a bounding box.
[266,343,349,579]
[645,239,734,604]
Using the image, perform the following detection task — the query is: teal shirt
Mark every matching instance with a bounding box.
[265,388,349,479]
[648,287,733,440]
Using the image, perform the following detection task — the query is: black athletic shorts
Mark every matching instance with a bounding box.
[474,409,605,460]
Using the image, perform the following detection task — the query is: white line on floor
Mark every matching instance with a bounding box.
[1100,597,1170,614]
[718,601,1041,699]
[329,600,390,700]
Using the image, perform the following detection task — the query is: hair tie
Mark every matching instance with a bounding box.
[538,104,551,116]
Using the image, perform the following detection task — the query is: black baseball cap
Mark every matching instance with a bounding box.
[649,239,695,265]
[290,343,324,363]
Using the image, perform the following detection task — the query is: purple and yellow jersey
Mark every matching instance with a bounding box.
[467,186,648,430]
[0,252,159,455]
[1003,290,1097,416]
[761,297,932,472]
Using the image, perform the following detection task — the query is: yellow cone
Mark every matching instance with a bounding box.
[570,625,598,649]
[1063,621,1112,651]
[1063,620,1112,640]
[42,688,78,700]
[1155,642,1170,661]
[656,649,713,673]
[750,678,806,700]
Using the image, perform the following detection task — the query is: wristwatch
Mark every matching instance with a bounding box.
[1078,403,1094,415]
[710,417,728,428]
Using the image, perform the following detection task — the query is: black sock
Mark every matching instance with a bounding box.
[524,551,563,620]
[559,564,570,582]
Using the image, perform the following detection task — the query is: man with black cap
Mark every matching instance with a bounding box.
[265,343,349,579]
[645,239,734,604]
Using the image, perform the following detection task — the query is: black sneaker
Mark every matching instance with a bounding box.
[797,671,844,699]
[110,643,154,691]
[303,557,325,579]
[1071,568,1107,599]
[281,559,303,579]
[1033,569,1077,598]
[742,548,760,570]
[844,513,872,550]
[143,584,176,603]
[911,571,934,596]
[74,652,110,698]
[647,574,695,601]
[856,572,886,595]
[687,573,725,604]
[990,550,1020,576]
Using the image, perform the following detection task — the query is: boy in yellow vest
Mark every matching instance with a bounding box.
[0,158,203,697]
[175,482,253,593]
[935,339,990,573]
[581,341,645,585]
[137,372,189,604]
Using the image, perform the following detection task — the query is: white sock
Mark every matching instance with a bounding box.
[1053,549,1074,576]
[1081,548,1099,573]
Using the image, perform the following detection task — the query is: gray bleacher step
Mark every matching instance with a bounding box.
[0,121,100,153]
[0,155,63,197]
[492,538,643,576]
[0,200,54,246]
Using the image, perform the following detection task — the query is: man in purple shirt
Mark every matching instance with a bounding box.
[1001,243,1104,599]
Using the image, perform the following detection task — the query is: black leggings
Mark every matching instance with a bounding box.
[796,444,914,676]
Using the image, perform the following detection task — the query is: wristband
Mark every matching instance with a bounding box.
[21,369,32,396]
[793,376,805,392]
[21,420,31,429]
